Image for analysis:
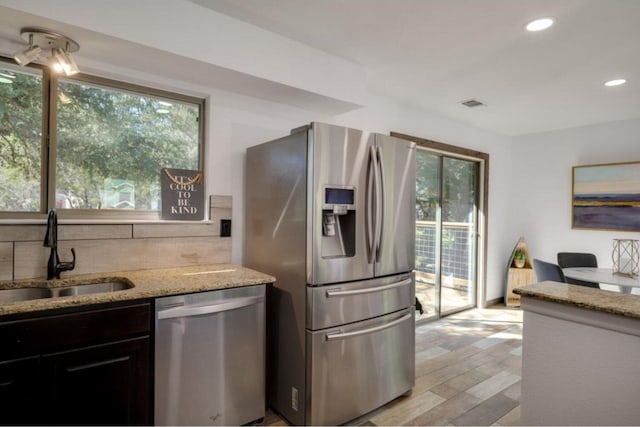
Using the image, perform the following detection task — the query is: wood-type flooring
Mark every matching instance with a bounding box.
[264,306,523,426]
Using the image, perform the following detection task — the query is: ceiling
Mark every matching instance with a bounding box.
[0,1,638,137]
[189,0,640,136]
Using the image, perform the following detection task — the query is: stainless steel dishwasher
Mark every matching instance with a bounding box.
[154,285,265,426]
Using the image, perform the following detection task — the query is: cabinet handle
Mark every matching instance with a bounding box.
[325,311,412,341]
[326,278,412,297]
[66,355,130,373]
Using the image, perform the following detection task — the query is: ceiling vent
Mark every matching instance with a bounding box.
[460,99,486,108]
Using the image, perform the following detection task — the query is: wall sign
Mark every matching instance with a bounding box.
[161,168,204,220]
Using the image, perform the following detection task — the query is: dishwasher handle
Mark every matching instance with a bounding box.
[157,295,263,320]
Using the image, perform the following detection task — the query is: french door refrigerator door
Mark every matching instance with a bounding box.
[306,308,415,426]
[308,124,416,285]
[309,122,375,285]
[374,134,416,277]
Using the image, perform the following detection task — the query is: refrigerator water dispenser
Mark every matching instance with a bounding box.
[321,187,355,258]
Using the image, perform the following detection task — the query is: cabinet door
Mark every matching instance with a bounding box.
[42,336,150,425]
[0,356,40,425]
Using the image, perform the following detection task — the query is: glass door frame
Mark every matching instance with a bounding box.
[440,155,479,317]
[392,132,489,323]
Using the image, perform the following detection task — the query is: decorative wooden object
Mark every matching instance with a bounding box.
[505,237,535,307]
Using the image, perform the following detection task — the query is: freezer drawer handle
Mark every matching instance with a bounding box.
[325,311,412,341]
[157,296,263,320]
[325,278,412,297]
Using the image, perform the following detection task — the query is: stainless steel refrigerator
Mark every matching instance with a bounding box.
[245,122,416,425]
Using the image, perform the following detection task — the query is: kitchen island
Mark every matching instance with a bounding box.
[514,281,640,426]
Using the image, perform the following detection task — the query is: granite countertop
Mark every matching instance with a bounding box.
[514,280,640,320]
[0,264,275,317]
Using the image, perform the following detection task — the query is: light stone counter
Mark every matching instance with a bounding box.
[515,280,640,425]
[0,264,274,317]
[513,279,640,319]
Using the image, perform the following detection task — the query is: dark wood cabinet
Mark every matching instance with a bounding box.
[0,356,41,425]
[43,336,150,425]
[0,302,151,426]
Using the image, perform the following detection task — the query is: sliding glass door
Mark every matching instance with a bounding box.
[415,149,479,321]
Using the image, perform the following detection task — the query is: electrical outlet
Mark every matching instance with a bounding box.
[220,219,231,237]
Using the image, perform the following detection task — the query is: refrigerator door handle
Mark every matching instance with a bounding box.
[366,145,376,263]
[372,146,382,263]
[375,145,386,262]
[325,311,412,341]
[325,278,412,297]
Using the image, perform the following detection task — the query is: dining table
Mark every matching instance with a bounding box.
[562,267,640,294]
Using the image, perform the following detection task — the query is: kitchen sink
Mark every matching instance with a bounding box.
[56,280,133,297]
[0,278,134,304]
[0,287,52,304]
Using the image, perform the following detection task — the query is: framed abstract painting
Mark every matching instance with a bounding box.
[572,161,640,231]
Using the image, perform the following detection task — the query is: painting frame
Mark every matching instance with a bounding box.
[572,161,640,231]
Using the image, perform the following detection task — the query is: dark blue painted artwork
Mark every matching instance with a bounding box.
[573,163,640,231]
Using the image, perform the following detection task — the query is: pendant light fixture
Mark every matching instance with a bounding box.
[12,27,80,76]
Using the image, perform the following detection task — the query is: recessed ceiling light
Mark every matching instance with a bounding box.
[604,79,627,87]
[525,18,554,32]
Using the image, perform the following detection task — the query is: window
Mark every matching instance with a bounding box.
[0,57,204,219]
[0,62,44,213]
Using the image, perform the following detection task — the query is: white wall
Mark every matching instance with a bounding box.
[511,118,640,292]
[207,94,327,263]
[0,0,516,304]
[204,94,515,303]
[205,88,515,305]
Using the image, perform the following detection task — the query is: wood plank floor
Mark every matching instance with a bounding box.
[264,306,523,426]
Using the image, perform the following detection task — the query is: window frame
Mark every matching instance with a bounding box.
[0,56,206,221]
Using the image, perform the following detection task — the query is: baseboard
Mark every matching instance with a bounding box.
[485,296,505,308]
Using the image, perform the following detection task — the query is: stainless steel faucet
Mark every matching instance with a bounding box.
[43,208,76,280]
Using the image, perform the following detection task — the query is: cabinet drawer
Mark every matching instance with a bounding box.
[42,336,150,425]
[0,302,150,359]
